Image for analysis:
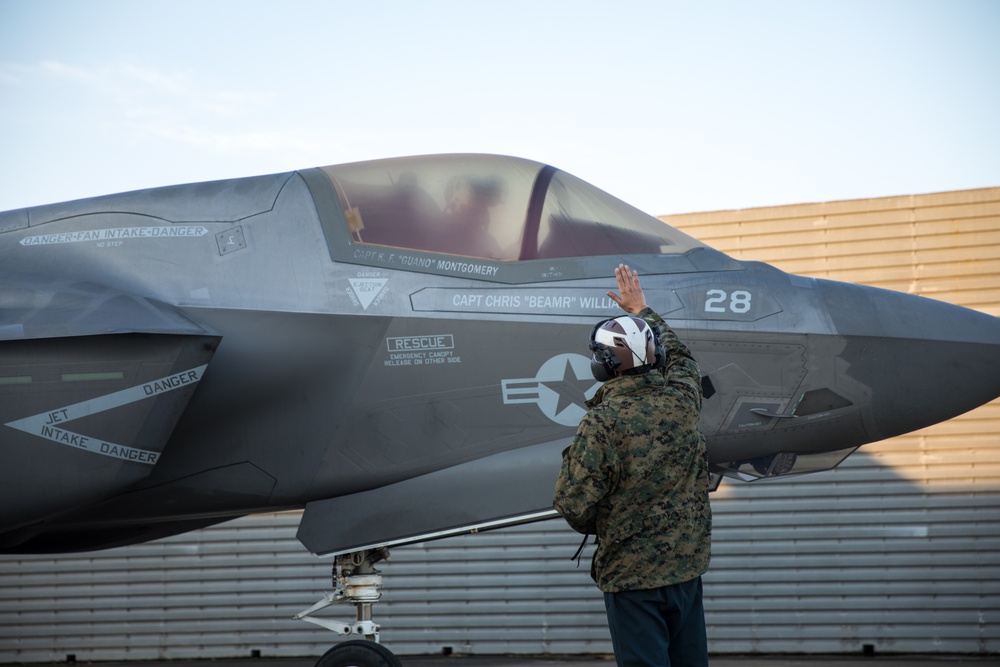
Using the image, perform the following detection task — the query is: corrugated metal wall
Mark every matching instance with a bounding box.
[0,515,612,661]
[661,187,1000,655]
[2,187,998,660]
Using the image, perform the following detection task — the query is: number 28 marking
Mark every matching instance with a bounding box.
[704,289,752,314]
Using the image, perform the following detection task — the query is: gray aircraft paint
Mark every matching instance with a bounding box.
[1,154,998,556]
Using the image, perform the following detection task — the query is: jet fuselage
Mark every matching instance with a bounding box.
[2,155,998,554]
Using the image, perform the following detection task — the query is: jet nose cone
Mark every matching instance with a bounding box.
[823,282,1000,441]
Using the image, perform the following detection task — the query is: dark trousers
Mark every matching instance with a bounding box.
[603,576,708,667]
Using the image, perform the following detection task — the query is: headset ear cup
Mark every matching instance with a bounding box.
[590,344,617,381]
[589,318,618,381]
[591,355,614,382]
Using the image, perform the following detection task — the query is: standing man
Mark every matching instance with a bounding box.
[553,264,712,667]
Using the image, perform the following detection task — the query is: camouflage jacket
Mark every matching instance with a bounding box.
[553,308,712,592]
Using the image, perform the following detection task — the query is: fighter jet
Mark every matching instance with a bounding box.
[2,154,998,663]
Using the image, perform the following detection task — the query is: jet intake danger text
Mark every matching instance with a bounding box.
[36,425,159,464]
[385,334,460,368]
[142,369,201,396]
[4,365,209,466]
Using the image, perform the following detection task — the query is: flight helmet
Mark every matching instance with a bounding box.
[589,315,663,381]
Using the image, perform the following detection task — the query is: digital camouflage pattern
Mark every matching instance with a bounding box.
[553,308,712,593]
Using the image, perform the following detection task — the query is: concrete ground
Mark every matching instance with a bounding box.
[399,655,995,666]
[29,654,995,667]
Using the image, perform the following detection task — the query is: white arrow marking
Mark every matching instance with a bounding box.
[4,365,208,465]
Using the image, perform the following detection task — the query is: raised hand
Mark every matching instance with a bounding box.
[607,264,648,315]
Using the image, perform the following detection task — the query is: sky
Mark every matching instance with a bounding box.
[0,0,998,217]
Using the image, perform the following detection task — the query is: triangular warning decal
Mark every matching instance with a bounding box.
[349,278,389,310]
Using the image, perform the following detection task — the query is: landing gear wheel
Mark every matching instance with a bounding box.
[316,640,402,667]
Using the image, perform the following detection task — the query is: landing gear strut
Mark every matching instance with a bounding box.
[294,547,401,667]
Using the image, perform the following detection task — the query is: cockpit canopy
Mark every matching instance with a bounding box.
[319,154,705,262]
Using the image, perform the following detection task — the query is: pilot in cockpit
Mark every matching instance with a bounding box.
[441,175,505,259]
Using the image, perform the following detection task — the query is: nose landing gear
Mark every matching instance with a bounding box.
[294,547,402,667]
